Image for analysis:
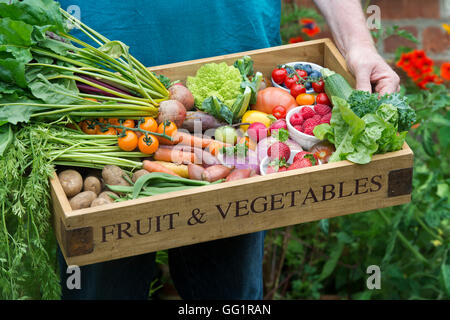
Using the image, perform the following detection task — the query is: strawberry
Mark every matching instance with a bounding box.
[266,165,277,174]
[314,104,331,116]
[293,151,311,162]
[278,166,288,172]
[290,112,304,126]
[267,141,291,161]
[320,113,332,124]
[300,107,315,120]
[288,158,313,170]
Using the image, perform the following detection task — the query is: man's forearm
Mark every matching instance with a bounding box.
[313,0,375,56]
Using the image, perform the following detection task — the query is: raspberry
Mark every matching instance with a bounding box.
[290,112,304,126]
[303,125,314,136]
[314,104,331,116]
[320,113,332,124]
[312,114,321,122]
[300,107,315,120]
[294,125,303,132]
[303,116,321,128]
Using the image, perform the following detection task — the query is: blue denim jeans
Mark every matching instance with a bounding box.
[58,231,266,300]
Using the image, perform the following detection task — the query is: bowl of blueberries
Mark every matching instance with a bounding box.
[271,62,323,94]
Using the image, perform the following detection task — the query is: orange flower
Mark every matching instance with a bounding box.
[441,62,450,81]
[300,18,320,37]
[417,74,443,89]
[289,36,304,44]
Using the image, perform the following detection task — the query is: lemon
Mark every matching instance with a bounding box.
[240,110,272,132]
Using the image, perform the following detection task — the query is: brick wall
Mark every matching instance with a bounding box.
[290,0,450,67]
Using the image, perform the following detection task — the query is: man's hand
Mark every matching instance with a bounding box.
[345,44,400,95]
[313,0,400,95]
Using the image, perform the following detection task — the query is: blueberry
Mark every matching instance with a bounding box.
[287,68,294,75]
[303,64,313,75]
[294,63,304,70]
[305,82,312,90]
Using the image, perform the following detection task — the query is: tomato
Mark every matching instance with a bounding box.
[138,134,159,154]
[272,105,287,119]
[252,87,298,114]
[284,74,299,89]
[271,68,288,85]
[296,70,308,79]
[108,118,120,126]
[296,93,316,106]
[157,121,178,144]
[97,127,117,135]
[311,79,325,93]
[139,117,158,133]
[117,119,135,133]
[118,130,138,151]
[316,93,331,106]
[290,83,307,98]
[80,120,98,135]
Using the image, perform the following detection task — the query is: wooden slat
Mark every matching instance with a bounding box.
[148,39,326,83]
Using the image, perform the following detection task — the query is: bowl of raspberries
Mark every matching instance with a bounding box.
[286,105,332,150]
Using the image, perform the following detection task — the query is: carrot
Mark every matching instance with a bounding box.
[201,165,233,182]
[174,131,231,149]
[142,160,181,177]
[153,161,189,178]
[153,146,197,164]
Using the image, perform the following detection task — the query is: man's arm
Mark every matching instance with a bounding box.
[313,0,400,95]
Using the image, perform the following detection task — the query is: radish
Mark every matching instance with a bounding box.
[247,122,268,142]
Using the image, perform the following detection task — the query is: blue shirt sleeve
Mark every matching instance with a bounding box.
[58,0,281,67]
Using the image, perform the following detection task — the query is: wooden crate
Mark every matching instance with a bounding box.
[52,39,414,266]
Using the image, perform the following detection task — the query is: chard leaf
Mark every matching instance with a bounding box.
[28,74,81,105]
[99,41,129,59]
[0,0,66,33]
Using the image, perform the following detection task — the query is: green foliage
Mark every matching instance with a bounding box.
[264,82,450,300]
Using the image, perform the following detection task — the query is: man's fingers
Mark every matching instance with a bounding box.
[374,75,400,96]
[355,68,372,93]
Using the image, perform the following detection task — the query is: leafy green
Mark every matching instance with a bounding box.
[347,90,416,132]
[0,123,12,155]
[186,56,262,123]
[314,97,406,164]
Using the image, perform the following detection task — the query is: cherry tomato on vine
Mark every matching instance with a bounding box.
[316,93,331,106]
[296,70,308,79]
[117,119,135,133]
[290,83,307,98]
[311,79,325,93]
[271,67,288,85]
[96,127,117,135]
[138,134,159,154]
[157,121,178,145]
[272,105,287,119]
[80,120,98,135]
[296,93,315,106]
[118,130,138,151]
[284,74,299,89]
[139,117,158,133]
[108,118,120,126]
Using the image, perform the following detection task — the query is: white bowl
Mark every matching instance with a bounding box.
[260,150,302,176]
[286,106,321,150]
[271,61,324,94]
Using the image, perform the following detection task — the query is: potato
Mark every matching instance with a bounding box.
[69,191,97,210]
[169,84,194,111]
[132,169,151,183]
[102,165,130,187]
[90,197,112,208]
[83,176,102,195]
[98,191,117,203]
[59,169,83,198]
